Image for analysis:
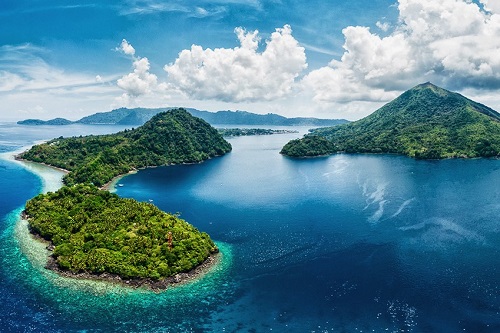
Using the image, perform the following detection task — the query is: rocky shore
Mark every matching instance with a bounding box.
[22,210,220,291]
[44,247,221,291]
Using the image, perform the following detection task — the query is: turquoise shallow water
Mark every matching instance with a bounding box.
[0,123,499,332]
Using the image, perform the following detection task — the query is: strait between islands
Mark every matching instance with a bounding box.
[17,109,233,290]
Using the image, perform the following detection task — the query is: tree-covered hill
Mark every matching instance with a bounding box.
[281,83,500,159]
[24,184,218,280]
[17,118,73,125]
[20,108,232,186]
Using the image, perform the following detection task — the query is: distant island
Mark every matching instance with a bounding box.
[218,128,298,137]
[18,107,349,127]
[281,83,500,159]
[19,109,231,288]
[18,118,74,126]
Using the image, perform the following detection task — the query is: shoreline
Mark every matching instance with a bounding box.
[3,147,223,292]
[14,155,70,175]
[43,246,221,291]
[23,221,222,291]
[100,170,136,192]
[1,145,68,194]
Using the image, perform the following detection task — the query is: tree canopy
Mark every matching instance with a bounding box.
[25,184,218,280]
[21,109,226,282]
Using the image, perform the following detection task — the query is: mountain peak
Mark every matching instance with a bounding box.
[411,82,450,96]
[281,83,500,159]
[399,83,500,121]
[416,81,436,89]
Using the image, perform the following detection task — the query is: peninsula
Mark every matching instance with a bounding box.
[281,83,500,159]
[20,108,232,187]
[19,109,232,289]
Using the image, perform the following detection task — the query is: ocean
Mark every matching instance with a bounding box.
[0,122,498,332]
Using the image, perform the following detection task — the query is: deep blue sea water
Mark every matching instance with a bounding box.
[0,122,499,332]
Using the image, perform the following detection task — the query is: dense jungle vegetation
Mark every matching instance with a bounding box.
[24,184,218,279]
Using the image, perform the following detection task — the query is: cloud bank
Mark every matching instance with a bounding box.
[116,26,307,106]
[164,25,307,102]
[4,0,500,121]
[111,0,500,119]
[304,0,500,104]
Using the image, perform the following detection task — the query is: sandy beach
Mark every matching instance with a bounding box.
[100,169,137,192]
[1,146,67,194]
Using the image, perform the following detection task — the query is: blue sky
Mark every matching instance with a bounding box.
[1,0,500,121]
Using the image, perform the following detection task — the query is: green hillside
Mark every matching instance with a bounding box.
[24,184,218,280]
[21,108,232,186]
[281,83,500,159]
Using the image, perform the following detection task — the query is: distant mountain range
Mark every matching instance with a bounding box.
[17,107,348,127]
[281,82,500,159]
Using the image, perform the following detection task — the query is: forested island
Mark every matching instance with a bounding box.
[281,83,500,159]
[218,128,298,137]
[20,109,232,187]
[19,109,232,289]
[17,118,73,126]
[24,185,218,286]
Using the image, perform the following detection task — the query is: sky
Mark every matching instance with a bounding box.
[1,0,500,121]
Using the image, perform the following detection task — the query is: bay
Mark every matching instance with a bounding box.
[0,123,499,332]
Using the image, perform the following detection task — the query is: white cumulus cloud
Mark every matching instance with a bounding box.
[117,57,158,97]
[303,0,500,105]
[376,21,390,32]
[164,25,307,102]
[118,39,136,56]
[115,39,168,106]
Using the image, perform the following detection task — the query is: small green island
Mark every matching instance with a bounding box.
[24,185,218,286]
[281,83,500,159]
[218,128,298,137]
[19,108,232,289]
